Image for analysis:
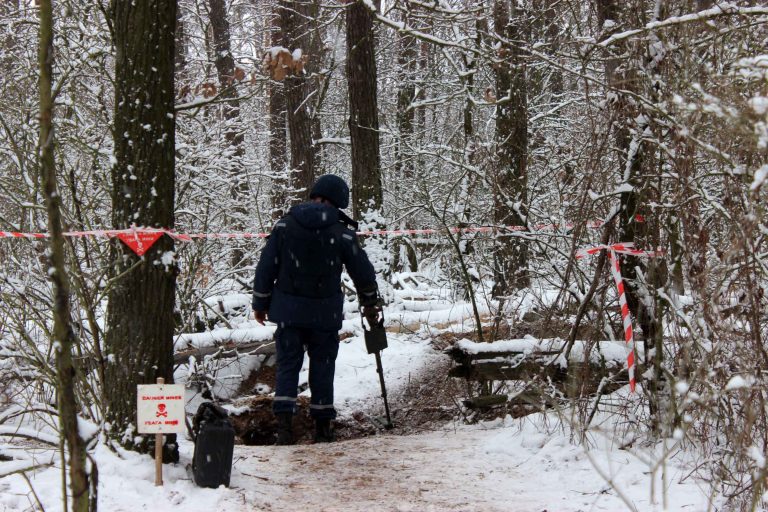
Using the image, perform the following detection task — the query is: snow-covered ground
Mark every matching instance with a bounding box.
[0,411,716,511]
[0,296,719,511]
[1,419,715,511]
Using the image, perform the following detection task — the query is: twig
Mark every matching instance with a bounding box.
[21,471,46,512]
[0,459,55,479]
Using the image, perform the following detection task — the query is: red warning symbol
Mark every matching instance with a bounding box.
[156,403,168,418]
[117,231,163,256]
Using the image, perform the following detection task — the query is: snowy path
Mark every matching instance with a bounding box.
[1,314,715,512]
[225,430,530,512]
[215,423,711,512]
[2,419,714,512]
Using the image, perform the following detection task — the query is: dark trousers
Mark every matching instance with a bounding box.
[272,327,340,419]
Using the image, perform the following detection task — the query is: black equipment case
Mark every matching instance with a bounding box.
[192,402,235,488]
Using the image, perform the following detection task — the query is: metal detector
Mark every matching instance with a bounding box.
[361,304,394,430]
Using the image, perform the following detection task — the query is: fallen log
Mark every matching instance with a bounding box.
[462,394,509,409]
[448,357,570,381]
[173,339,275,364]
[462,391,552,410]
[445,346,560,366]
[446,338,638,397]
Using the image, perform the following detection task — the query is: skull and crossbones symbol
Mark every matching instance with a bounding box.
[156,403,168,418]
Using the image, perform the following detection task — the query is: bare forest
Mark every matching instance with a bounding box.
[0,0,767,510]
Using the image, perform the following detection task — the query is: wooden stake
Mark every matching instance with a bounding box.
[155,377,164,486]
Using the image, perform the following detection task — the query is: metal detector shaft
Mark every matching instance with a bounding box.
[374,351,393,429]
[362,305,394,429]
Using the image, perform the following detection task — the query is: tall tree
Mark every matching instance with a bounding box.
[392,3,418,271]
[208,0,247,265]
[346,0,383,221]
[0,1,19,74]
[597,0,668,433]
[38,0,93,509]
[105,0,178,456]
[280,0,318,200]
[492,0,529,297]
[268,5,288,218]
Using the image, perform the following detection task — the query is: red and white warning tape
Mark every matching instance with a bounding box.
[576,242,663,392]
[576,242,663,259]
[0,218,627,243]
[0,224,593,256]
[608,249,637,392]
[0,213,649,241]
[3,223,659,392]
[0,224,578,241]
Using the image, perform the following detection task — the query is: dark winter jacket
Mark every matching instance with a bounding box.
[252,202,379,330]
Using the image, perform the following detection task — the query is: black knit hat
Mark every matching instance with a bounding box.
[309,174,350,209]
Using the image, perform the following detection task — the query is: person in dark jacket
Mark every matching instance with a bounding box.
[252,175,380,444]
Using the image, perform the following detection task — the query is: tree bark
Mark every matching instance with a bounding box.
[529,0,561,97]
[268,6,288,219]
[281,0,318,201]
[346,0,383,221]
[597,0,668,433]
[106,0,178,452]
[392,5,417,271]
[174,4,186,80]
[394,8,416,182]
[208,0,247,265]
[208,0,244,167]
[38,1,92,509]
[0,1,19,74]
[492,0,529,297]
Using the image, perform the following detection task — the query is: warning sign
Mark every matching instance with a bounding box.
[137,384,186,434]
[117,231,164,256]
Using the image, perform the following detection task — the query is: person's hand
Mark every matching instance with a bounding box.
[254,310,267,325]
[361,304,381,327]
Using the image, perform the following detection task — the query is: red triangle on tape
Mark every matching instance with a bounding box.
[117,231,164,256]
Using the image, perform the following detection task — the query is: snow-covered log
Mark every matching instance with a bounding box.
[173,339,275,365]
[446,338,637,395]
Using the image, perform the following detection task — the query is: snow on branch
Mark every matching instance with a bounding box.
[0,426,59,446]
[599,4,768,47]
[375,13,480,56]
[0,458,55,479]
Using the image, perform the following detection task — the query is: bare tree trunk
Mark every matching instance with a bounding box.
[392,4,417,271]
[0,0,19,74]
[106,0,178,458]
[208,0,247,266]
[346,0,383,220]
[306,0,323,173]
[208,0,243,157]
[175,3,186,80]
[268,7,288,219]
[529,0,561,97]
[281,0,317,201]
[269,81,288,218]
[597,0,645,307]
[394,9,416,182]
[38,1,92,509]
[492,0,529,297]
[598,0,668,433]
